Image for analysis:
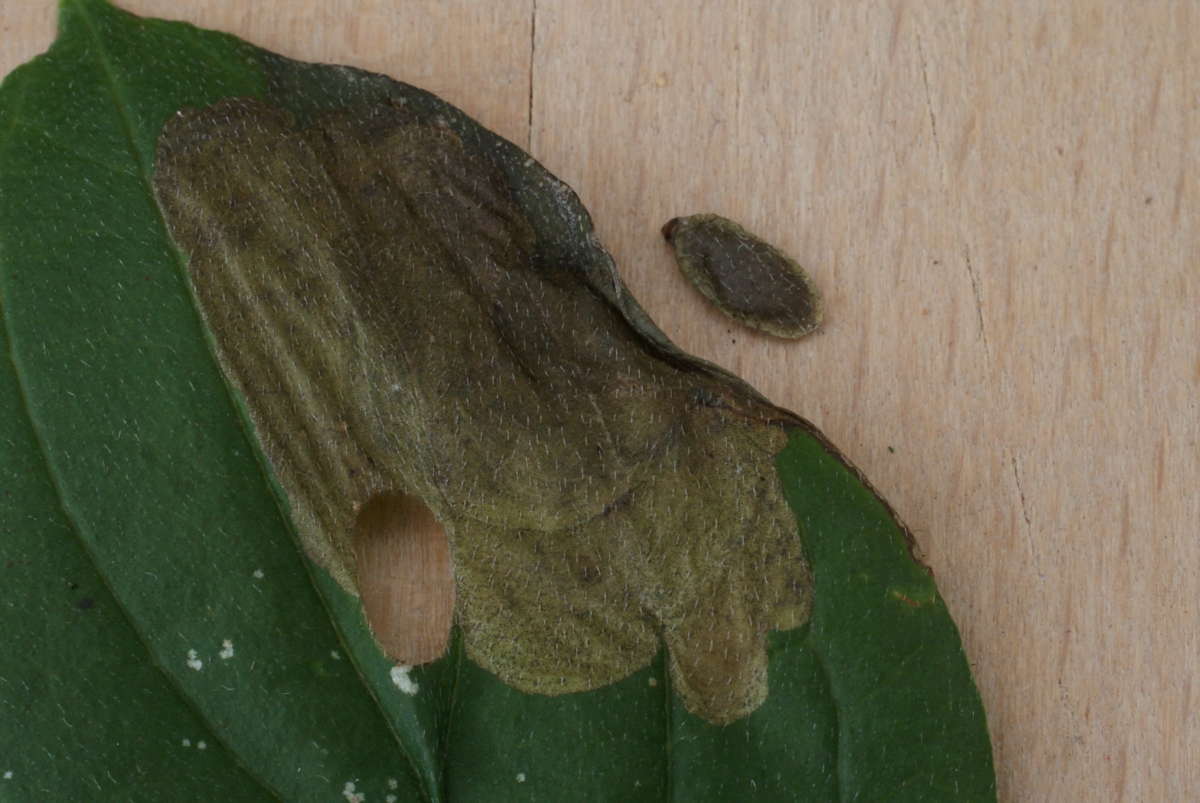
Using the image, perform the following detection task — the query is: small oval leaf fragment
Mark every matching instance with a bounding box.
[663,213,823,339]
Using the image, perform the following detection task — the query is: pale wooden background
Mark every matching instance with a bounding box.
[4,2,1197,801]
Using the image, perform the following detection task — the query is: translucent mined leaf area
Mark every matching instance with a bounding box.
[154,96,810,726]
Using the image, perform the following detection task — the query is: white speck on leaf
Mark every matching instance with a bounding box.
[390,665,418,695]
[330,649,342,661]
[516,772,526,783]
[648,677,658,687]
[387,778,398,790]
[181,738,191,747]
[342,780,365,803]
[252,568,264,579]
[186,649,203,671]
[197,741,207,751]
[385,796,397,803]
[3,771,12,780]
[219,639,235,660]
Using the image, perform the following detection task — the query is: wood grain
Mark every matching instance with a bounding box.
[355,493,454,666]
[3,2,1197,800]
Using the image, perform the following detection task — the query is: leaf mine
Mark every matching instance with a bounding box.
[154,97,811,724]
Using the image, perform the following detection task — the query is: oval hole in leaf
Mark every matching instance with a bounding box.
[354,492,454,665]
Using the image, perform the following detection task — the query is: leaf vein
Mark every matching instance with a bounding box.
[808,644,845,802]
[68,2,434,797]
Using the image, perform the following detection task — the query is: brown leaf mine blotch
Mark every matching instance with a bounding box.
[154,97,811,724]
[663,213,823,339]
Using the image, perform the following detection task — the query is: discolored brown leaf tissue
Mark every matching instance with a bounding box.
[154,97,812,724]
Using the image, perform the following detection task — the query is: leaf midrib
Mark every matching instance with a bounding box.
[65,0,438,798]
[2,2,432,799]
[0,5,283,800]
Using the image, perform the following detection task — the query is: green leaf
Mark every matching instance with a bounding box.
[0,1,995,800]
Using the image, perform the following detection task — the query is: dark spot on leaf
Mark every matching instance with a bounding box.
[571,555,603,586]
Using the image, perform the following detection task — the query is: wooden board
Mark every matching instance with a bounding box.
[3,2,1197,800]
